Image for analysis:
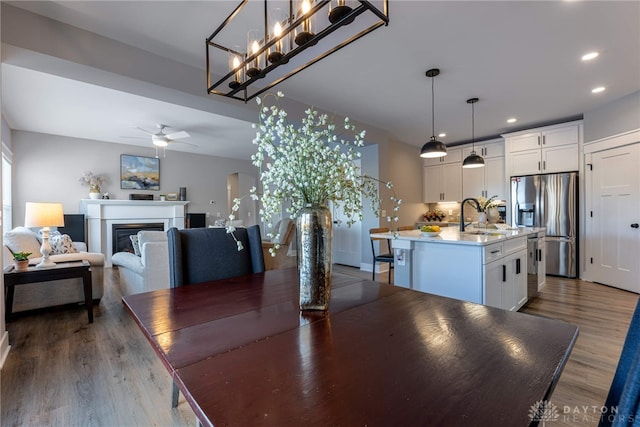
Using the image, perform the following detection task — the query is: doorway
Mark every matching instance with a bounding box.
[588,143,640,292]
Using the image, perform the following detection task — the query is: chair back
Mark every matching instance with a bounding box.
[599,298,640,427]
[167,225,265,288]
[397,225,415,231]
[369,227,391,256]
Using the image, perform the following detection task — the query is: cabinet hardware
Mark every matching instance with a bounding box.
[538,161,541,171]
[537,249,542,262]
[542,135,546,145]
[537,136,541,146]
[516,258,521,274]
[543,161,546,170]
[502,265,506,282]
[491,249,501,254]
[590,257,593,264]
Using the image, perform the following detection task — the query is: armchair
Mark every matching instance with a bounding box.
[262,218,296,270]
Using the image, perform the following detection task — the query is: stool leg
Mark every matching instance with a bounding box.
[171,380,179,408]
[372,263,376,281]
[388,264,392,284]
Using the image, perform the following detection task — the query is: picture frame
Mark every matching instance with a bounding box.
[120,154,160,190]
[166,193,178,201]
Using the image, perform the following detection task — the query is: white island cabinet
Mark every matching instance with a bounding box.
[372,227,543,311]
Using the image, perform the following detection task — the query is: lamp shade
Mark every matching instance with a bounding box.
[24,202,64,228]
[420,137,448,158]
[462,151,485,168]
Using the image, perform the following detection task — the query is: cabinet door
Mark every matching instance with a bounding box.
[442,162,462,202]
[481,140,505,159]
[423,148,462,166]
[462,164,485,200]
[537,240,546,290]
[542,125,579,148]
[485,156,506,200]
[542,144,579,173]
[510,149,541,176]
[509,133,541,153]
[512,252,528,310]
[423,165,442,202]
[484,260,504,308]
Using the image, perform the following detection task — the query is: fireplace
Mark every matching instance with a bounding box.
[80,199,188,267]
[112,223,164,254]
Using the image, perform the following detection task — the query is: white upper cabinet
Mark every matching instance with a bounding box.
[461,139,506,200]
[422,147,462,166]
[423,161,462,203]
[504,121,582,176]
[461,139,505,159]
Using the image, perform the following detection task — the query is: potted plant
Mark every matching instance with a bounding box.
[79,171,106,199]
[11,251,32,271]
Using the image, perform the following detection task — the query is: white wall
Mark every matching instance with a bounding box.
[584,91,640,143]
[11,130,257,227]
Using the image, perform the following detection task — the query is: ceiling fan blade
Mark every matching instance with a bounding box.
[136,126,156,136]
[166,130,190,140]
[171,140,198,147]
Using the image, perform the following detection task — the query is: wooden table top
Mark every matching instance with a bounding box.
[123,267,578,427]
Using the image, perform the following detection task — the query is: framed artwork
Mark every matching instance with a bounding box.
[120,154,160,190]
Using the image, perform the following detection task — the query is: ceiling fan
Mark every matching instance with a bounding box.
[133,124,196,157]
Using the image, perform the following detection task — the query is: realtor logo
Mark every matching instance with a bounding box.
[529,400,560,425]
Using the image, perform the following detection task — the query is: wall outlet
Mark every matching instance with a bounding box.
[381,209,387,217]
[448,209,453,215]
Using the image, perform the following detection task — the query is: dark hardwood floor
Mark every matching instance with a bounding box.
[1,266,637,426]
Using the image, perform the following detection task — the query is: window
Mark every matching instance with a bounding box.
[2,148,12,232]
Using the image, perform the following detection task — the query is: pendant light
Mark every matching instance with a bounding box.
[462,97,485,168]
[420,68,447,158]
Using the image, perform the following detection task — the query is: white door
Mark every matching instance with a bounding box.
[590,143,640,292]
[330,160,362,268]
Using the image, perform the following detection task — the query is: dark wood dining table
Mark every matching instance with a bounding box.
[122,267,578,427]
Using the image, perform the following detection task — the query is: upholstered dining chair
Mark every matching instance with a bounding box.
[166,225,265,407]
[599,298,640,427]
[167,225,265,288]
[369,227,394,284]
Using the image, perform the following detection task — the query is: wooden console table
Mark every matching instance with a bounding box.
[4,261,93,323]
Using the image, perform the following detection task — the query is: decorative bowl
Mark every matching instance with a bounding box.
[421,231,441,237]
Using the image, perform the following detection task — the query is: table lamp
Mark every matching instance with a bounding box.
[24,202,64,269]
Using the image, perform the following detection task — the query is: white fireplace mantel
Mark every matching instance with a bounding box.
[80,199,189,267]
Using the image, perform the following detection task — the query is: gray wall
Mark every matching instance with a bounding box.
[584,90,640,143]
[11,130,257,227]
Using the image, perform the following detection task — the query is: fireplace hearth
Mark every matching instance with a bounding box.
[112,223,164,254]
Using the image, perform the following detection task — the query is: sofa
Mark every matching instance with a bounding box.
[3,226,105,313]
[111,230,170,296]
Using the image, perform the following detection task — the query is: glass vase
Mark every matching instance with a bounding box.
[296,204,332,311]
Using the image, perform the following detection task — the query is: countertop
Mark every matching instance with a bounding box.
[372,227,545,247]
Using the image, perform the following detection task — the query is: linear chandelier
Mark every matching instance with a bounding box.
[206,0,389,103]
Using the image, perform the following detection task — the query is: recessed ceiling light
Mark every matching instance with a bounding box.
[592,86,606,93]
[582,51,599,61]
[507,118,517,124]
[438,133,446,138]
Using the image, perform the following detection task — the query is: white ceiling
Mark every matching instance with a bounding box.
[2,1,639,160]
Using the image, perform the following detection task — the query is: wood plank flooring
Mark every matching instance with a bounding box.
[1,266,637,426]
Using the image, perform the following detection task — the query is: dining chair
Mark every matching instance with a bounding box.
[397,225,415,231]
[166,225,265,408]
[167,225,265,288]
[369,227,393,284]
[599,298,640,427]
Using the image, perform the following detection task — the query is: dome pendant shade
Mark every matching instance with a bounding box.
[419,68,447,158]
[462,151,485,168]
[462,97,485,168]
[420,136,448,158]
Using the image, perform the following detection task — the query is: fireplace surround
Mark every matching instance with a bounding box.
[80,199,188,267]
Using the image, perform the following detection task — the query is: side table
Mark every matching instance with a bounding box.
[4,261,93,323]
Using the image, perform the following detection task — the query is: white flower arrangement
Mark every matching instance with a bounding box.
[474,195,500,213]
[229,92,401,253]
[79,171,106,192]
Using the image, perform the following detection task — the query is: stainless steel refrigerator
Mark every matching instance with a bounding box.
[510,172,578,278]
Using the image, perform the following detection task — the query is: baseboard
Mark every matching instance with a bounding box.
[360,262,389,274]
[0,330,11,369]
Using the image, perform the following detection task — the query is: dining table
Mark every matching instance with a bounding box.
[122,267,579,427]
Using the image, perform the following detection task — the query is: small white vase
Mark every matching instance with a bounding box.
[89,192,101,200]
[478,212,488,228]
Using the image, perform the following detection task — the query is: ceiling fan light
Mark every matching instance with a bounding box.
[420,137,447,158]
[153,136,169,147]
[462,151,485,168]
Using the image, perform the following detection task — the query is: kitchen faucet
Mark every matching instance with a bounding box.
[460,198,482,232]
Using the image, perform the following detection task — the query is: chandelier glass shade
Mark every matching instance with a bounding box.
[462,97,485,168]
[420,68,447,159]
[206,0,389,103]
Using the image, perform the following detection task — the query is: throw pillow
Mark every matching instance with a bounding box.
[130,235,141,256]
[49,233,79,254]
[4,227,41,258]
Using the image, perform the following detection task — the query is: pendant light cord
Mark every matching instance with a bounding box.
[471,100,475,149]
[431,75,435,137]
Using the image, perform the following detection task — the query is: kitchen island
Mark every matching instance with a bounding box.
[371,227,545,311]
